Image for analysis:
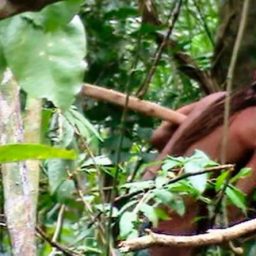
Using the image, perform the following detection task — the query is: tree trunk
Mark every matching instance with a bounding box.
[212,0,256,89]
[0,71,38,255]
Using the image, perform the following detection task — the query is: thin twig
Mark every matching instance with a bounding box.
[210,168,233,226]
[218,2,250,251]
[115,164,234,205]
[136,0,183,97]
[107,27,148,255]
[50,205,66,255]
[139,0,216,93]
[71,170,106,245]
[36,226,80,256]
[106,68,132,256]
[52,205,65,242]
[192,0,215,46]
[73,136,109,237]
[220,0,250,163]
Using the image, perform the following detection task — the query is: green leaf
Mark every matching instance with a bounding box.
[0,144,76,163]
[154,208,170,221]
[162,156,184,171]
[169,197,185,216]
[154,188,185,216]
[215,171,229,191]
[119,211,137,238]
[24,0,83,31]
[47,158,75,202]
[1,15,86,109]
[184,160,207,193]
[226,186,247,213]
[66,107,102,141]
[230,167,252,184]
[182,150,216,193]
[56,179,75,203]
[49,112,75,147]
[82,155,112,167]
[139,203,158,227]
[121,180,154,192]
[168,180,200,197]
[41,108,54,144]
[47,158,68,194]
[155,176,169,189]
[154,189,174,205]
[119,200,138,216]
[188,150,216,166]
[103,135,132,150]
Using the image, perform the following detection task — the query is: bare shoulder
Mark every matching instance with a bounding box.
[204,91,226,100]
[235,106,256,121]
[233,106,256,148]
[197,92,226,108]
[198,91,226,105]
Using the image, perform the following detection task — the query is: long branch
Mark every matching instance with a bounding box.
[81,84,186,124]
[119,217,256,252]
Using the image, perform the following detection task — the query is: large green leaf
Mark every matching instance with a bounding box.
[1,15,86,109]
[230,167,252,184]
[47,158,76,201]
[226,186,247,213]
[184,160,208,193]
[154,189,174,205]
[119,211,138,238]
[47,158,69,194]
[0,144,76,163]
[183,150,217,193]
[139,203,158,227]
[65,107,102,141]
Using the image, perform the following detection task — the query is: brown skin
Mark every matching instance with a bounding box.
[150,102,197,151]
[144,92,256,256]
[145,92,226,180]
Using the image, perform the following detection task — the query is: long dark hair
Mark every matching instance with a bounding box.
[171,82,256,155]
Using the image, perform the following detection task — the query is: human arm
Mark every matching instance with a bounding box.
[150,102,197,151]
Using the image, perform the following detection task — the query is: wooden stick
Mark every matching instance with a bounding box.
[119,217,256,252]
[81,84,186,124]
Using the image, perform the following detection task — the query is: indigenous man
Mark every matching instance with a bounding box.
[143,83,256,256]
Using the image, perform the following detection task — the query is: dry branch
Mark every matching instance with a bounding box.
[0,0,62,19]
[119,217,256,252]
[81,84,186,124]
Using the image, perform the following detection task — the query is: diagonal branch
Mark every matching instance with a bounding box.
[81,83,186,123]
[119,217,256,252]
[138,0,218,94]
[114,164,233,206]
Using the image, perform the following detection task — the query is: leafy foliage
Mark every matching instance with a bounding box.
[0,1,86,109]
[0,1,255,256]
